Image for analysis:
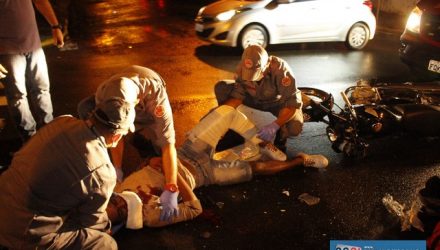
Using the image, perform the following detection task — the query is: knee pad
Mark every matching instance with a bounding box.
[187,105,236,147]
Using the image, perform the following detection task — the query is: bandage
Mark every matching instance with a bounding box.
[187,105,236,147]
[118,191,143,229]
[229,109,262,145]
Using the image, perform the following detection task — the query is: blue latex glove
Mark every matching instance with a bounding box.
[257,122,280,142]
[159,190,179,221]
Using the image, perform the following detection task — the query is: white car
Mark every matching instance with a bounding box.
[195,0,376,50]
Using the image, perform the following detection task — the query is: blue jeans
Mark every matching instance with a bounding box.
[0,48,53,141]
[178,138,253,187]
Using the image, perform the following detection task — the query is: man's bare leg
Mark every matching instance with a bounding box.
[250,157,304,175]
[250,153,329,175]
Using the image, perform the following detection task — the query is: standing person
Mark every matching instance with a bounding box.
[78,65,179,222]
[0,0,64,142]
[0,96,136,249]
[215,44,308,153]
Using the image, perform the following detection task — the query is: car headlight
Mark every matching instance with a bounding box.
[216,10,236,21]
[197,6,206,16]
[405,6,422,33]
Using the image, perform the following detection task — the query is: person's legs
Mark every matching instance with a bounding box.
[43,228,117,250]
[187,105,237,148]
[277,108,304,154]
[251,152,328,174]
[251,157,304,175]
[27,48,53,128]
[0,53,37,141]
[281,108,304,138]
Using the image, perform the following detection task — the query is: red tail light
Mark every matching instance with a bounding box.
[363,0,373,11]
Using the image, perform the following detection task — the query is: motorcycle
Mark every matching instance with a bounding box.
[300,81,440,158]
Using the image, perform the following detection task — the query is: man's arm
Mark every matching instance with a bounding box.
[32,0,64,47]
[176,169,197,202]
[145,171,202,227]
[275,106,296,127]
[257,106,296,142]
[159,143,179,221]
[75,189,113,232]
[161,143,178,185]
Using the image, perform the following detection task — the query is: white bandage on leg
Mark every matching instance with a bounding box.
[187,105,236,147]
[118,191,143,230]
[229,109,262,145]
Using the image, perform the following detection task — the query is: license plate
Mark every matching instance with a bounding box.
[428,59,440,73]
[195,23,204,32]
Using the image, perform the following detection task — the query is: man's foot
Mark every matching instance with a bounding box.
[299,153,328,168]
[260,142,287,161]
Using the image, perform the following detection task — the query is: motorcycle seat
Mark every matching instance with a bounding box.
[392,104,440,136]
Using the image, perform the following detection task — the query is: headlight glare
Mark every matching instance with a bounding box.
[216,10,236,21]
[405,7,422,33]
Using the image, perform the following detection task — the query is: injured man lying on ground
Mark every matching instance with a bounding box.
[106,105,329,230]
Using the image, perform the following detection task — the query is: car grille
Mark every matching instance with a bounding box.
[421,13,440,42]
[196,28,214,38]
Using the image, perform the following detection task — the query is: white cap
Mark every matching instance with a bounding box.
[95,76,139,106]
[239,44,269,81]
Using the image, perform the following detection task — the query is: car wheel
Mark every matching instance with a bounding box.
[345,23,369,50]
[238,25,268,49]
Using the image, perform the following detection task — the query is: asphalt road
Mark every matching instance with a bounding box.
[0,0,439,249]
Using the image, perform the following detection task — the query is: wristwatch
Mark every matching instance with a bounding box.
[51,24,62,30]
[164,183,179,193]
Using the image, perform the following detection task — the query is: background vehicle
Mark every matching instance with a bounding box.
[399,0,440,80]
[195,0,376,50]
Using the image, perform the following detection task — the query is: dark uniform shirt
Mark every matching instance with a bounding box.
[231,56,302,113]
[0,116,116,249]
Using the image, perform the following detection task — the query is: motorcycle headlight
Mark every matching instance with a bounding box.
[326,128,338,142]
[405,6,422,33]
[216,10,236,21]
[371,122,382,133]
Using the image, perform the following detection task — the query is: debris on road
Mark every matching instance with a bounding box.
[381,193,412,231]
[298,193,320,206]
